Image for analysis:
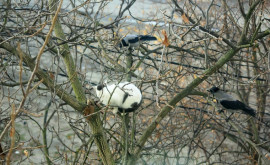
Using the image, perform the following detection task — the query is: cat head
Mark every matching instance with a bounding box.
[97,84,105,91]
[94,83,107,98]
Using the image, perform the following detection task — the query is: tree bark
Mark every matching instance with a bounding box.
[48,0,115,164]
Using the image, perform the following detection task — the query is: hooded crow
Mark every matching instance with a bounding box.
[119,34,157,48]
[207,86,256,117]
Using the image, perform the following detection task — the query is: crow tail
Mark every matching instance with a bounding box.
[244,107,256,117]
[139,35,157,41]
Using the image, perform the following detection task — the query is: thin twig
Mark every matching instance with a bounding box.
[0,0,63,146]
[6,104,16,165]
[156,45,166,109]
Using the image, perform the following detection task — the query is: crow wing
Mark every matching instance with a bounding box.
[138,35,157,41]
[220,100,256,116]
[127,36,140,43]
[220,100,246,110]
[127,35,157,43]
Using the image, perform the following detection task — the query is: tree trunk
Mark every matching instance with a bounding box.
[48,0,115,164]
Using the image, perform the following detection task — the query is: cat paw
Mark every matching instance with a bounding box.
[112,107,119,114]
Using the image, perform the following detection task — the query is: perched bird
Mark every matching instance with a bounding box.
[207,86,256,117]
[95,82,142,113]
[119,34,157,48]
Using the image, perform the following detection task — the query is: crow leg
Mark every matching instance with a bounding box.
[226,113,234,122]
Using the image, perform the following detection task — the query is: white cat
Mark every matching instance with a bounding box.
[95,82,142,113]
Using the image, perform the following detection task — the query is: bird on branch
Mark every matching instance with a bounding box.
[207,86,256,117]
[119,34,157,49]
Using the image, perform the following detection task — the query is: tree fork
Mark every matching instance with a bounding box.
[45,0,116,164]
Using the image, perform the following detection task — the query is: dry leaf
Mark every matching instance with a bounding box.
[200,20,206,26]
[155,131,161,139]
[49,72,55,80]
[24,150,29,157]
[143,29,147,35]
[181,14,189,23]
[162,30,170,47]
[83,104,95,121]
[266,153,270,160]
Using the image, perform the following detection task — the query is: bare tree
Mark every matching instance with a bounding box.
[0,0,270,164]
